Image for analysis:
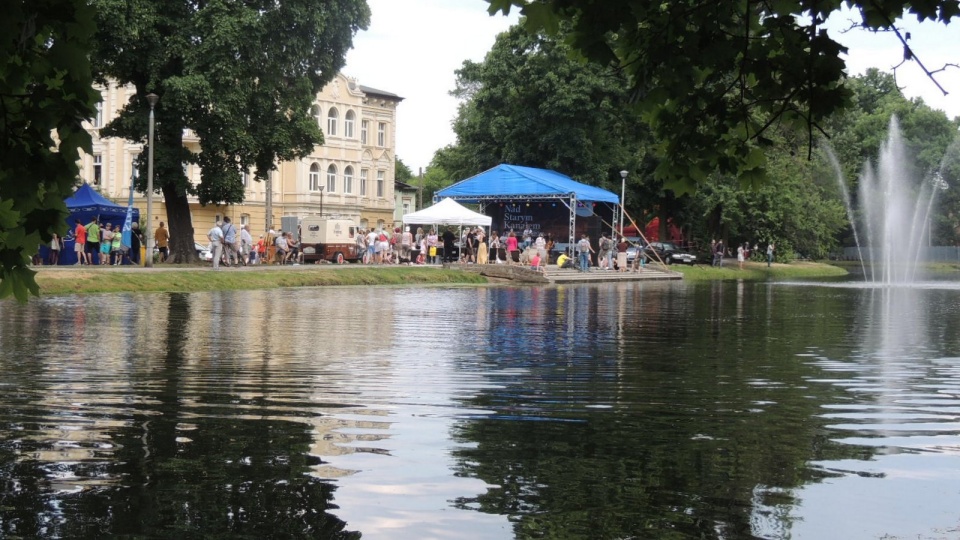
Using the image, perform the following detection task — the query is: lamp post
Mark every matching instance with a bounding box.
[619,170,628,236]
[144,93,159,267]
[318,186,324,216]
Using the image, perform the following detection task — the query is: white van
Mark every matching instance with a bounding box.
[299,217,360,264]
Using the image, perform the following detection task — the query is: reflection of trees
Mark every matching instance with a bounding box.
[0,293,360,539]
[451,284,866,539]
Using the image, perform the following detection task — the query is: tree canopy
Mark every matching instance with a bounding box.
[485,0,959,192]
[449,24,647,188]
[93,0,370,262]
[0,0,99,301]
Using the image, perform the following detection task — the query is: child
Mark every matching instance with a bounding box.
[530,252,542,271]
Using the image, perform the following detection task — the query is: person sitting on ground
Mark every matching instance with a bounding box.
[557,252,575,269]
[530,252,542,271]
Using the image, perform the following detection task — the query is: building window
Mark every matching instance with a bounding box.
[240,214,250,226]
[93,102,103,128]
[376,170,385,197]
[326,164,337,192]
[345,110,355,138]
[242,169,251,188]
[403,202,410,214]
[361,121,368,144]
[360,169,367,196]
[309,163,321,191]
[311,105,322,127]
[344,166,354,194]
[377,122,386,147]
[93,154,102,185]
[327,108,338,136]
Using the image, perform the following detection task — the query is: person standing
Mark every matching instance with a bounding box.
[505,231,519,264]
[129,222,142,265]
[714,240,724,267]
[275,231,289,264]
[577,234,594,272]
[154,221,169,262]
[73,219,86,265]
[99,223,114,265]
[48,233,62,265]
[220,217,238,267]
[207,221,225,270]
[737,242,745,270]
[240,224,253,266]
[85,219,100,265]
[365,228,378,264]
[400,226,413,264]
[110,226,123,265]
[427,229,439,264]
[767,242,775,267]
[441,228,456,263]
[616,236,628,272]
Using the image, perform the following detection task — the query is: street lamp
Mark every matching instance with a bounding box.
[619,170,628,236]
[318,186,324,216]
[144,93,159,267]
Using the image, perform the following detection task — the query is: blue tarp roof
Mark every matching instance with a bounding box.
[65,183,127,211]
[436,164,620,204]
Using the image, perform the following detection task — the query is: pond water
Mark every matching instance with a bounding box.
[1,280,959,539]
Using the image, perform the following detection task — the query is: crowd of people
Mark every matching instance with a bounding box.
[53,217,145,266]
[42,217,778,273]
[710,239,776,269]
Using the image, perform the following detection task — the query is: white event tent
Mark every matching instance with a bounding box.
[402,197,492,228]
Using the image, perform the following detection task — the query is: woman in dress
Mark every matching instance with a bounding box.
[476,228,488,264]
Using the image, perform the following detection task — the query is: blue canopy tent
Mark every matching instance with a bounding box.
[435,164,621,254]
[49,183,140,265]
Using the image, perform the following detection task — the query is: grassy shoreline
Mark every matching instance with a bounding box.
[28,260,853,296]
[668,260,849,281]
[34,265,489,296]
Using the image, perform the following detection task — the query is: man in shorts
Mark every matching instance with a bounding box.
[74,219,86,264]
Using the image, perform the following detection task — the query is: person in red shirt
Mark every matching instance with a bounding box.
[73,219,87,265]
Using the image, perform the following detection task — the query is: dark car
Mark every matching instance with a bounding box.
[644,242,697,265]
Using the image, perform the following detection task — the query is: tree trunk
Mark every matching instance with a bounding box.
[161,184,198,264]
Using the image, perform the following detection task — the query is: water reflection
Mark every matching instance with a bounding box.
[1,282,959,538]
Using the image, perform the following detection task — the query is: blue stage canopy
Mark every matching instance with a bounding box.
[436,164,619,204]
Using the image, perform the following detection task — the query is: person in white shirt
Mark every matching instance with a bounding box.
[240,224,253,265]
[207,222,225,270]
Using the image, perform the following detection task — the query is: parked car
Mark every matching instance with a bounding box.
[644,242,697,265]
[195,242,213,262]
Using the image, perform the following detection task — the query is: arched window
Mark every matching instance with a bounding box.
[326,164,337,192]
[327,108,339,136]
[309,163,321,191]
[344,110,355,138]
[344,166,354,194]
[310,105,321,127]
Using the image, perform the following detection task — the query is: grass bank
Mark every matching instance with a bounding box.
[34,265,488,296]
[666,260,848,281]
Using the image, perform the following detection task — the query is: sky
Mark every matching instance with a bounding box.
[343,1,960,174]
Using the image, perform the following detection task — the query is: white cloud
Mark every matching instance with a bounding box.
[344,3,959,174]
[826,11,960,121]
[344,0,518,173]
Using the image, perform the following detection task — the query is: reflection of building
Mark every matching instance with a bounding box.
[79,74,403,243]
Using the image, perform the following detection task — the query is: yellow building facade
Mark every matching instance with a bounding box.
[80,74,402,244]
